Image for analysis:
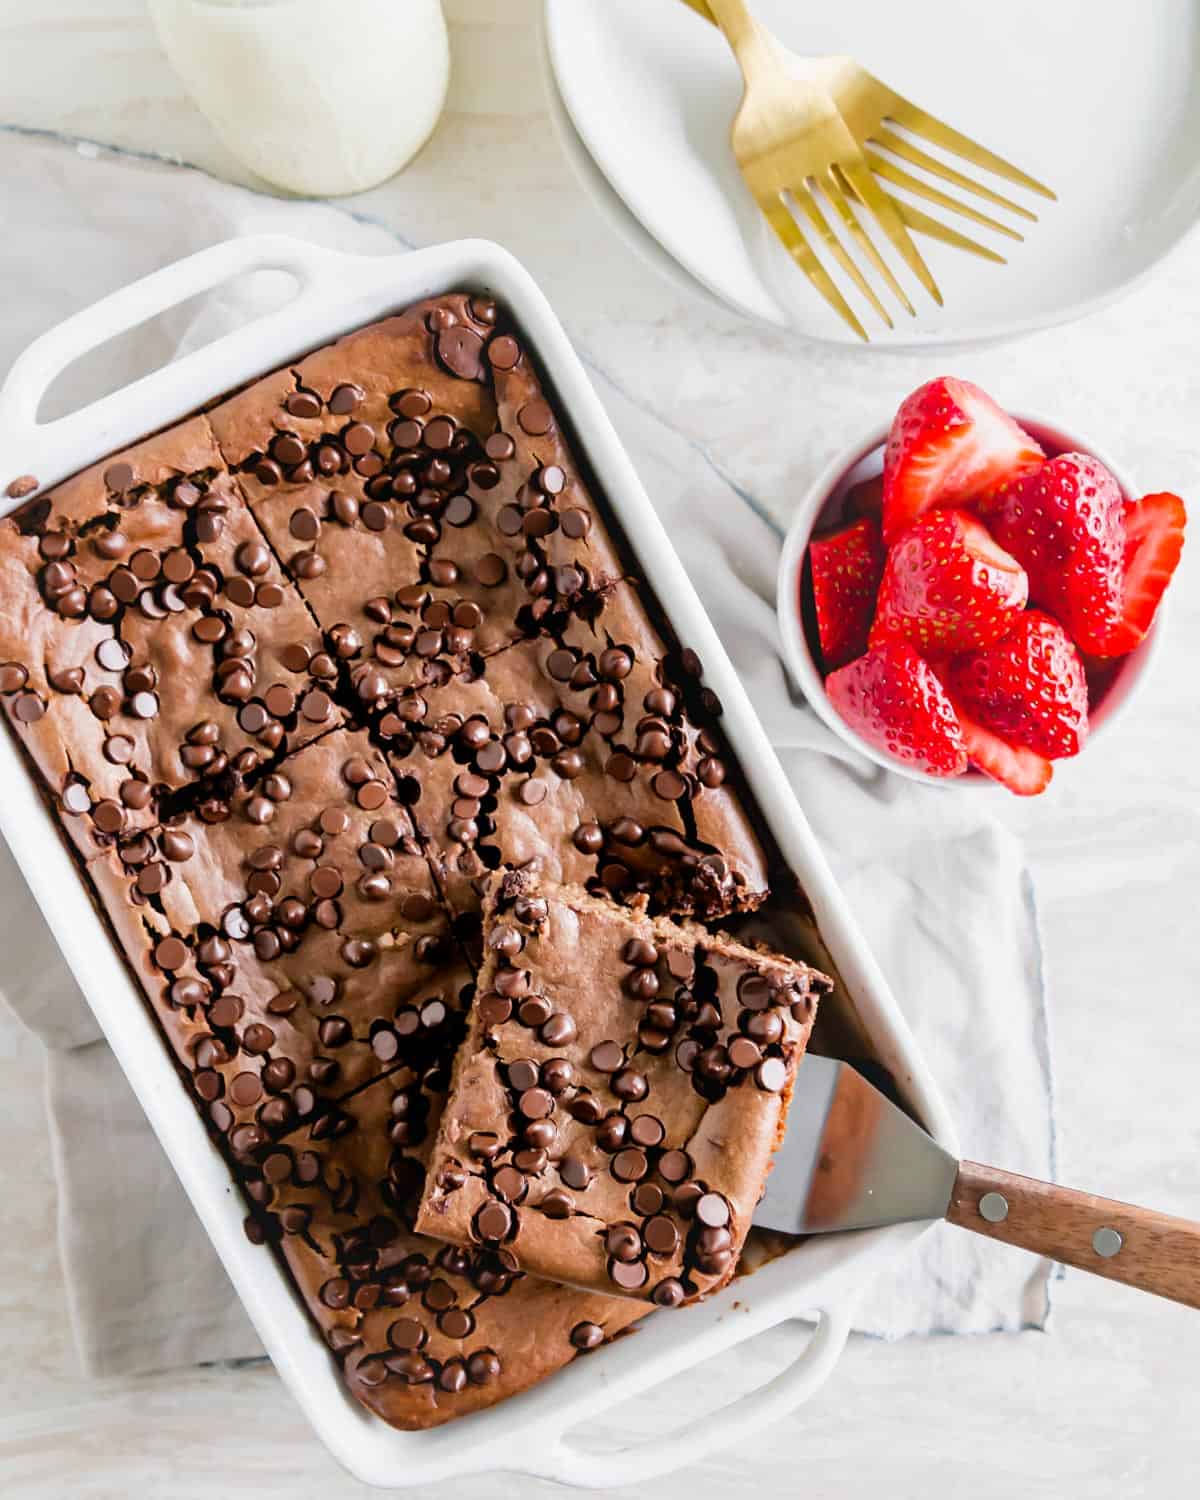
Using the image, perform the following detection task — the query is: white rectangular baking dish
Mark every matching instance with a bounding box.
[0,235,957,1489]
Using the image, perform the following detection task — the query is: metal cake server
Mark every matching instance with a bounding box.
[757,1056,1200,1309]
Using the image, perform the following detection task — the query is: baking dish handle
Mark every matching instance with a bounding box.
[527,1302,853,1489]
[0,234,397,442]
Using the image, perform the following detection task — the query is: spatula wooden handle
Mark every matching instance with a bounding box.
[948,1161,1200,1309]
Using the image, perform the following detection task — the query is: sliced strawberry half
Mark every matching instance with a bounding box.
[955,708,1053,796]
[1100,491,1187,656]
[825,640,968,777]
[949,610,1089,760]
[989,452,1127,656]
[881,377,1044,543]
[870,507,1028,655]
[808,516,886,671]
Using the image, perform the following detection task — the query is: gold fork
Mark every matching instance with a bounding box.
[687,0,1054,280]
[704,0,942,338]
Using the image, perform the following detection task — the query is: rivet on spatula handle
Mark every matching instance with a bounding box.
[948,1161,1200,1310]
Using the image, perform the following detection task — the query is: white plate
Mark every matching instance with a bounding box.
[545,0,1200,347]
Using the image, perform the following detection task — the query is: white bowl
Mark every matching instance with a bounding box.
[776,414,1164,788]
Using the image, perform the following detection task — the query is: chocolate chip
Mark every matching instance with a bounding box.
[92,799,124,833]
[103,735,135,764]
[643,1215,679,1256]
[474,1201,512,1243]
[342,422,375,457]
[624,938,658,967]
[236,540,271,577]
[595,1114,628,1153]
[103,462,134,493]
[329,383,364,415]
[658,1149,692,1184]
[632,1182,665,1216]
[518,1087,553,1120]
[612,1068,648,1103]
[96,639,130,673]
[506,1059,539,1093]
[162,830,194,861]
[487,335,520,370]
[154,936,188,971]
[612,1149,648,1183]
[573,822,604,855]
[540,1012,576,1047]
[518,400,553,436]
[696,1192,730,1228]
[439,1307,475,1340]
[286,389,322,419]
[47,666,83,695]
[589,1040,623,1073]
[606,1224,642,1262]
[271,433,306,467]
[516,778,548,808]
[609,1258,648,1291]
[62,782,91,815]
[728,1036,762,1070]
[560,1156,592,1191]
[756,1057,789,1093]
[437,326,486,381]
[467,1349,501,1385]
[738,973,770,1009]
[630,1115,665,1148]
[301,689,333,722]
[653,770,687,801]
[492,1166,527,1204]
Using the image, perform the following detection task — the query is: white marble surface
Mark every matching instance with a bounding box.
[1,2,1199,1495]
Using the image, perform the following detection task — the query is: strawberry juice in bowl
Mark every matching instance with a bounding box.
[777,380,1184,795]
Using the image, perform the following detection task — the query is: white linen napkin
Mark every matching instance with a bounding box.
[0,132,1053,1375]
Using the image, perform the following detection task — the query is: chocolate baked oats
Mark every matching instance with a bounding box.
[0,291,816,1431]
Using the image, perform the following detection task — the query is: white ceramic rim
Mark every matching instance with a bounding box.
[0,235,956,1488]
[776,415,1164,788]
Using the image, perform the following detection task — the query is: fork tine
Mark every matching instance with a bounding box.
[824,167,915,316]
[873,127,1038,222]
[886,95,1056,201]
[842,169,1009,265]
[788,182,894,328]
[761,196,869,341]
[866,151,1025,241]
[886,197,1008,264]
[837,157,943,306]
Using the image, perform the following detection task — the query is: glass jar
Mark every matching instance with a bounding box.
[149,0,450,196]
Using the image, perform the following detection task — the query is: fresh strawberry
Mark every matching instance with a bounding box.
[881,377,1043,543]
[870,508,1028,654]
[955,708,1053,796]
[949,610,1089,759]
[808,517,886,670]
[988,453,1128,656]
[825,640,967,776]
[844,473,883,521]
[1102,491,1187,655]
